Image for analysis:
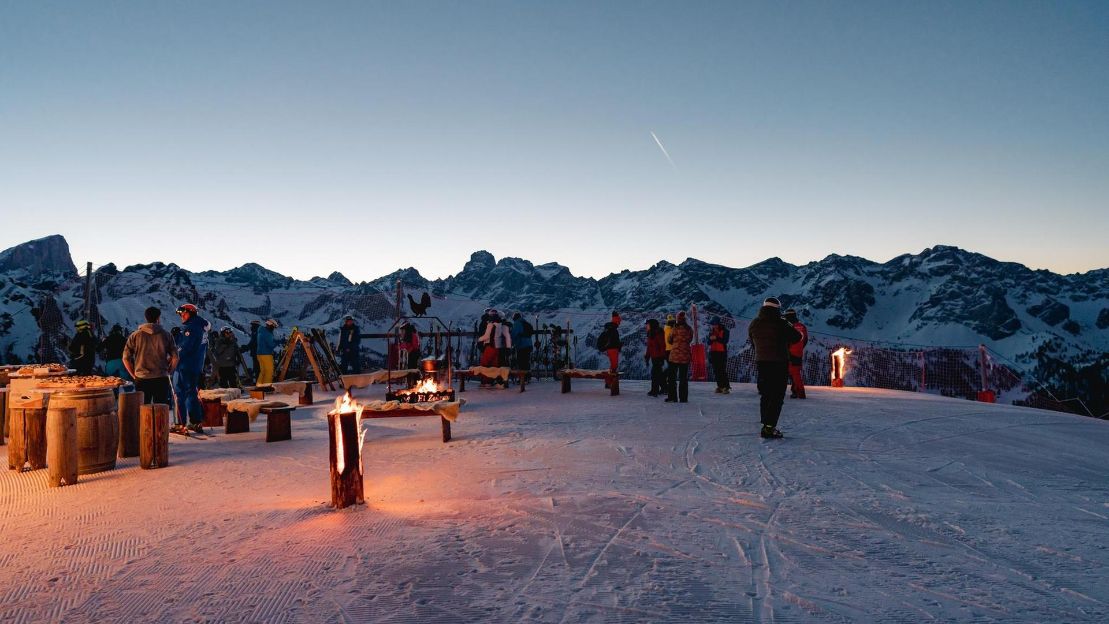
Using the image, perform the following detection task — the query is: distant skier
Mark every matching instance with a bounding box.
[68,319,98,375]
[748,297,802,438]
[666,312,693,403]
[100,323,131,381]
[644,318,667,397]
[173,304,211,434]
[663,313,676,360]
[596,311,623,373]
[255,319,278,385]
[123,306,179,406]
[708,317,731,394]
[211,327,241,388]
[337,315,362,374]
[784,309,808,399]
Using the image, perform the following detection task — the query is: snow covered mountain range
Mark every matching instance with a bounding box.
[1,235,1105,413]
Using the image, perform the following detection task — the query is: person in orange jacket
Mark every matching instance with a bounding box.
[784,308,808,399]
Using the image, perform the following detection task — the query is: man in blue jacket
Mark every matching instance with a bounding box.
[173,303,210,434]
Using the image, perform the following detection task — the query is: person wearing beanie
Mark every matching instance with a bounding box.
[100,323,131,381]
[747,297,802,438]
[255,319,278,385]
[666,311,694,402]
[68,319,99,375]
[708,317,731,394]
[784,309,808,399]
[173,304,211,433]
[644,319,667,396]
[338,315,362,375]
[596,311,624,374]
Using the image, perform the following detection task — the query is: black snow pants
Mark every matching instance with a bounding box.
[756,361,789,428]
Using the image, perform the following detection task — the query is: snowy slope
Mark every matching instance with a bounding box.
[0,382,1106,622]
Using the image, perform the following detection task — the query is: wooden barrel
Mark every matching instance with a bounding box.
[48,388,119,474]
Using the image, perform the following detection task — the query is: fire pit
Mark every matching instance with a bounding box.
[385,356,455,403]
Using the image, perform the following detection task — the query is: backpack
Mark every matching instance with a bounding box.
[596,327,611,352]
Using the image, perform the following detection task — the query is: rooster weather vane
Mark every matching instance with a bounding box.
[407,292,431,316]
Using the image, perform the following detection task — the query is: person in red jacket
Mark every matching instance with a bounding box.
[707,317,731,394]
[644,318,667,396]
[784,308,808,399]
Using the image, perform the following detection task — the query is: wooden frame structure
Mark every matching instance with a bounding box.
[277,329,339,391]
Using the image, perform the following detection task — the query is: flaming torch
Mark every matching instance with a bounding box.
[830,347,851,388]
[328,392,366,509]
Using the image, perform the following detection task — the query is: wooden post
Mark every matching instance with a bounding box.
[225,410,250,434]
[118,391,143,458]
[47,406,78,487]
[201,398,224,427]
[441,416,451,443]
[328,411,364,509]
[264,406,293,442]
[8,394,47,471]
[0,388,7,445]
[139,403,169,469]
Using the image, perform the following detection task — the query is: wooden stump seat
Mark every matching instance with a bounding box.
[263,406,294,442]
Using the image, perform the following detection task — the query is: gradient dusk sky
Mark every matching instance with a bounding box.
[2,1,1107,281]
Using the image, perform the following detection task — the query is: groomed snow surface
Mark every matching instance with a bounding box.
[2,381,1107,623]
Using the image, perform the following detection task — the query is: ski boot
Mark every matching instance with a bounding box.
[760,425,784,439]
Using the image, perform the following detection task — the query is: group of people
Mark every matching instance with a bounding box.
[66,305,282,435]
[601,299,809,438]
[475,309,535,385]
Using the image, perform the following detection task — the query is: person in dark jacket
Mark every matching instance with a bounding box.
[68,320,99,374]
[211,327,241,388]
[337,315,362,374]
[240,320,261,378]
[747,297,802,438]
[597,311,623,372]
[510,313,533,381]
[100,324,131,381]
[666,312,694,402]
[784,308,808,399]
[644,319,667,396]
[708,317,730,394]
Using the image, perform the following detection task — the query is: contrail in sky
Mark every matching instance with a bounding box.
[650,130,677,170]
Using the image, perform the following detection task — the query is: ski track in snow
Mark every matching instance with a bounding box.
[0,382,1107,622]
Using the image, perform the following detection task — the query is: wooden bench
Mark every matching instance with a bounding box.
[225,409,250,434]
[263,406,294,442]
[201,398,226,428]
[560,370,620,396]
[246,385,274,401]
[457,368,531,393]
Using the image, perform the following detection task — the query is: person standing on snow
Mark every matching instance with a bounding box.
[596,311,624,374]
[644,318,667,397]
[666,311,693,403]
[708,317,731,394]
[337,315,362,374]
[123,306,178,406]
[172,304,210,433]
[784,308,808,399]
[255,319,278,385]
[510,312,534,381]
[211,327,241,388]
[100,324,131,381]
[748,297,802,438]
[240,319,261,378]
[68,319,99,375]
[478,311,511,367]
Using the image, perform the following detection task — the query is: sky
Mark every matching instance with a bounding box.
[2,0,1107,281]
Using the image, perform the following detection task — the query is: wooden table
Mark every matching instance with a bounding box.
[559,370,621,396]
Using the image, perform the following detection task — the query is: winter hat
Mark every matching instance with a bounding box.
[676,311,687,321]
[75,319,90,329]
[763,297,781,309]
[666,313,675,322]
[784,308,798,320]
[264,319,278,328]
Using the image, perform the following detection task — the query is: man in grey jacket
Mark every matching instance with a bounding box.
[123,306,179,406]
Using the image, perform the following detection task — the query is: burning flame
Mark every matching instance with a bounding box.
[831,347,852,384]
[405,377,441,394]
[331,392,366,474]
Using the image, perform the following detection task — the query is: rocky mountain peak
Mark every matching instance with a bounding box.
[0,234,77,278]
